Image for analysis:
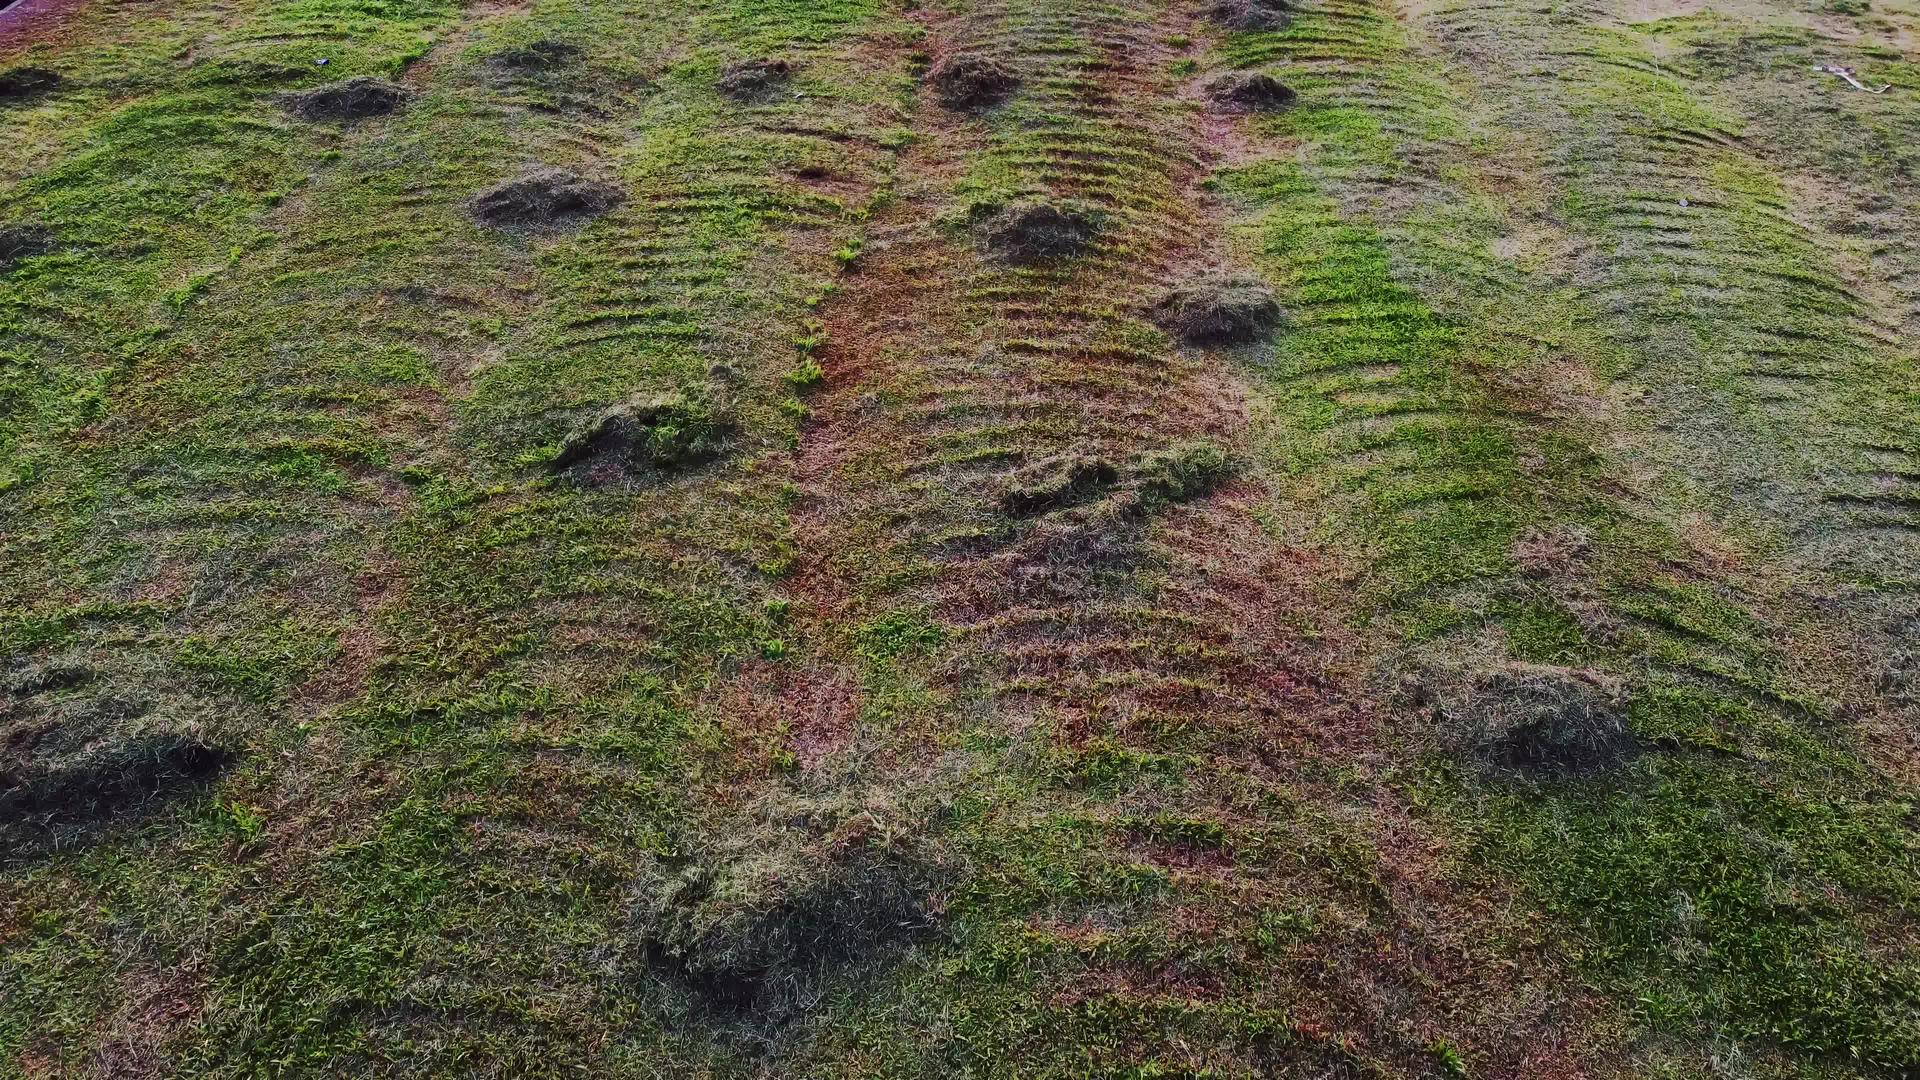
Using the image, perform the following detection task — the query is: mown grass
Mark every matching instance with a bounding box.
[1213,0,1920,1073]
[2,0,915,1070]
[4,0,1918,1073]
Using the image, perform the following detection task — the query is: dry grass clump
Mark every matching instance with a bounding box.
[1210,0,1292,30]
[278,76,411,122]
[0,67,61,103]
[927,52,1020,111]
[1,734,234,858]
[1151,272,1284,346]
[0,224,55,269]
[487,40,585,72]
[983,200,1104,264]
[467,168,625,230]
[1205,72,1297,112]
[548,391,733,483]
[1445,664,1640,778]
[1131,442,1233,506]
[717,57,794,102]
[632,790,945,1022]
[1000,454,1121,516]
[996,443,1233,521]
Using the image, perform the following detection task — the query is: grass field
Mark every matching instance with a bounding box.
[2,0,1917,1074]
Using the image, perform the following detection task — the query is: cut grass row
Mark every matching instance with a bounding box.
[3,0,911,1071]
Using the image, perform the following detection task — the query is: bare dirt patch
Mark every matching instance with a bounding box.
[0,0,83,53]
[83,966,204,1080]
[1510,524,1594,578]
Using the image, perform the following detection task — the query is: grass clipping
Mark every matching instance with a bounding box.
[278,77,411,123]
[548,389,733,485]
[1,733,234,859]
[631,789,947,1024]
[469,168,625,231]
[927,52,1020,111]
[1414,663,1640,779]
[1152,272,1284,346]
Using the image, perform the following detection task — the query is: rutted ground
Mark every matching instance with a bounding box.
[2,0,1917,1075]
